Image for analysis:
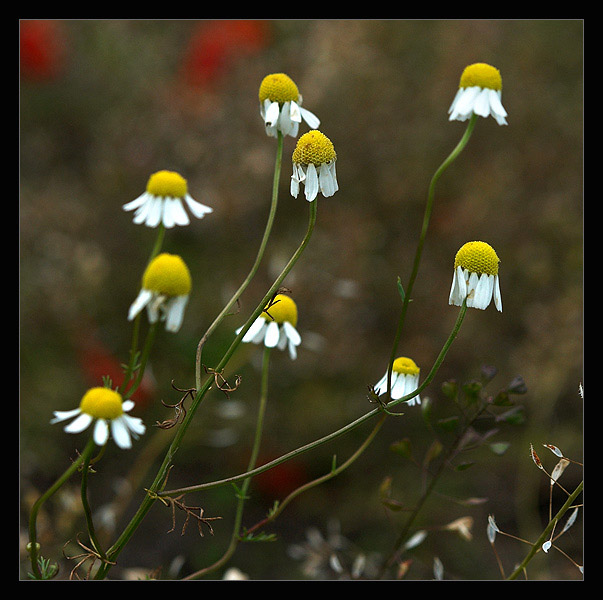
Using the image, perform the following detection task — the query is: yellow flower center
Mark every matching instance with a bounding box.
[80,387,124,420]
[459,63,502,91]
[454,241,500,276]
[142,253,192,296]
[262,294,298,326]
[259,73,300,104]
[392,357,420,376]
[292,130,337,166]
[146,170,188,199]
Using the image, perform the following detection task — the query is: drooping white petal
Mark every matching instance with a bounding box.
[373,372,389,395]
[165,295,188,332]
[473,88,492,118]
[472,273,493,310]
[488,89,508,125]
[493,275,502,312]
[391,373,406,400]
[304,163,319,202]
[264,100,280,126]
[300,106,320,129]
[93,418,110,446]
[184,195,213,219]
[282,321,301,346]
[264,320,280,347]
[123,414,146,437]
[240,317,265,343]
[145,196,164,227]
[122,400,135,412]
[64,412,93,434]
[51,408,82,424]
[289,100,302,123]
[111,417,132,449]
[128,289,153,321]
[319,162,336,197]
[123,192,150,212]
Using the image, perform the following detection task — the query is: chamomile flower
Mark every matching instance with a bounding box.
[290,130,338,202]
[259,73,320,138]
[123,170,212,228]
[51,387,145,449]
[373,357,421,406]
[237,294,301,360]
[448,63,508,125]
[128,253,192,332]
[449,241,502,311]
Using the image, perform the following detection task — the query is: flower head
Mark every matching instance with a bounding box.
[123,170,212,228]
[290,130,338,202]
[373,357,422,405]
[449,241,502,311]
[259,73,320,138]
[448,63,508,125]
[51,387,145,449]
[128,253,192,332]
[237,293,301,359]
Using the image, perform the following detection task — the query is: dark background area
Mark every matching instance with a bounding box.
[20,19,583,580]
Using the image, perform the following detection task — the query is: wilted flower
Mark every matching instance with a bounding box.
[291,130,338,202]
[373,357,421,406]
[448,62,508,125]
[128,253,192,332]
[237,293,301,359]
[259,72,320,138]
[449,241,502,311]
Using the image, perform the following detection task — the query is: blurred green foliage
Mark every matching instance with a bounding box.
[20,20,582,580]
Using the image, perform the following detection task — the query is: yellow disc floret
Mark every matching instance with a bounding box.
[454,241,500,276]
[262,294,298,326]
[459,63,502,91]
[392,357,420,376]
[259,73,300,104]
[146,170,188,199]
[142,253,192,296]
[292,130,337,167]
[80,387,124,420]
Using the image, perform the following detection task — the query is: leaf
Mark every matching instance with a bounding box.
[436,415,460,431]
[455,461,475,471]
[489,441,510,455]
[390,438,412,459]
[396,276,405,302]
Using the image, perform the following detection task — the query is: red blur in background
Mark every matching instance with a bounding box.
[20,20,67,82]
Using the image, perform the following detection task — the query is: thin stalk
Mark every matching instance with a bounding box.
[28,437,96,579]
[160,303,467,499]
[506,480,583,580]
[95,199,318,579]
[184,346,273,580]
[386,114,477,401]
[80,441,106,559]
[195,132,284,390]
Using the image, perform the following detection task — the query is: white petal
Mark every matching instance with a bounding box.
[300,106,320,129]
[277,327,288,350]
[164,295,188,332]
[241,317,265,343]
[145,197,164,228]
[128,289,153,321]
[111,418,132,449]
[288,340,298,360]
[123,192,150,212]
[289,101,302,123]
[493,275,502,312]
[93,419,110,446]
[264,100,280,126]
[64,412,93,434]
[264,320,280,347]
[184,195,213,219]
[278,102,294,136]
[123,414,146,437]
[455,86,481,116]
[473,273,493,310]
[373,372,389,395]
[122,400,135,412]
[282,321,301,346]
[132,195,154,224]
[304,163,319,202]
[51,408,82,424]
[473,88,492,118]
[290,174,300,198]
[448,88,464,115]
[391,373,408,400]
[488,89,508,124]
[319,162,336,197]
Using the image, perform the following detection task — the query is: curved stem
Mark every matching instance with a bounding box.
[80,441,106,559]
[95,199,318,579]
[28,437,96,579]
[506,480,583,580]
[386,114,477,400]
[161,303,467,499]
[195,132,284,390]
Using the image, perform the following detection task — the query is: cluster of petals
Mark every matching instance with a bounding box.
[261,97,320,138]
[290,160,338,202]
[373,366,421,406]
[449,266,502,311]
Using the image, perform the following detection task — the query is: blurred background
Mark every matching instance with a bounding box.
[20,20,583,580]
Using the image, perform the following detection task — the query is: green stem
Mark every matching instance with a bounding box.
[95,199,318,579]
[184,346,273,580]
[386,114,477,400]
[80,440,106,559]
[122,323,157,401]
[195,132,284,390]
[506,480,583,580]
[161,303,467,499]
[28,437,96,579]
